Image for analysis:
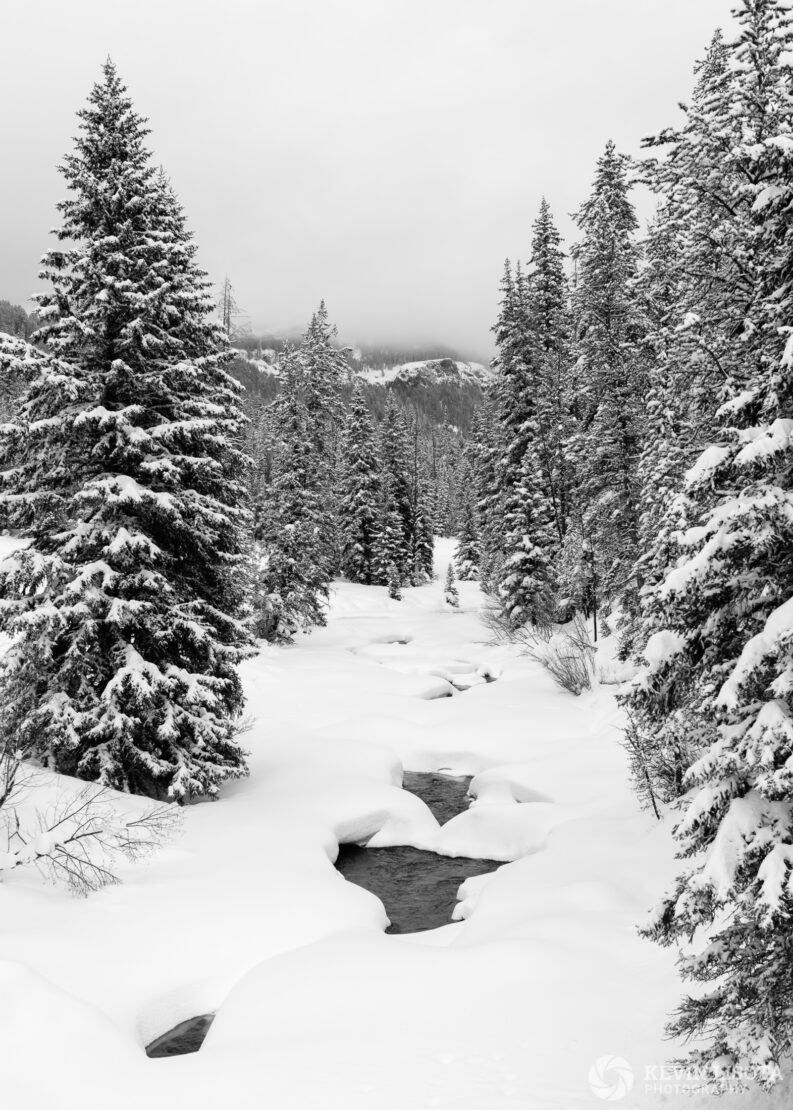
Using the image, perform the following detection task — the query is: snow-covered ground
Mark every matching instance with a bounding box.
[2,538,790,1109]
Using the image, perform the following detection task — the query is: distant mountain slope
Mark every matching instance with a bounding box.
[357,357,493,388]
[362,358,492,429]
[228,350,492,430]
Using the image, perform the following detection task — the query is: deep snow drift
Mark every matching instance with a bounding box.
[2,538,791,1109]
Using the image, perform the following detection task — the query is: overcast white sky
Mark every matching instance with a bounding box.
[2,0,738,358]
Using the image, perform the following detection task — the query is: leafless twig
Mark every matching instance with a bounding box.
[0,746,182,896]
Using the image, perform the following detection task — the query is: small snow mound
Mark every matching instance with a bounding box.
[434,802,563,862]
[469,766,553,805]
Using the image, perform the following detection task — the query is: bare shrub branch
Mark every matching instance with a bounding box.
[483,596,595,695]
[0,746,182,896]
[518,614,595,695]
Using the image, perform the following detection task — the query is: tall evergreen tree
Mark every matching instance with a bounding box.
[618,29,756,783]
[404,411,435,585]
[526,199,573,543]
[629,27,765,646]
[634,210,693,594]
[454,454,480,581]
[255,352,331,641]
[408,490,435,585]
[338,383,381,584]
[300,300,348,453]
[372,472,409,588]
[469,394,504,590]
[490,260,557,627]
[376,394,413,582]
[297,302,347,573]
[0,63,252,801]
[642,28,752,404]
[570,141,646,619]
[497,450,557,628]
[626,1,793,1085]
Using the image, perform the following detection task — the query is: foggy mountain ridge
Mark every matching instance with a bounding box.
[228,346,492,431]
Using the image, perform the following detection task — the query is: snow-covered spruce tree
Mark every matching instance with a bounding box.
[254,351,331,642]
[618,32,759,791]
[477,261,518,591]
[526,199,574,544]
[338,382,381,584]
[372,470,409,587]
[469,394,504,590]
[641,28,754,415]
[624,13,792,800]
[376,394,413,583]
[300,300,348,458]
[408,493,435,585]
[399,408,435,586]
[298,301,348,573]
[408,454,435,586]
[246,397,278,542]
[626,1,793,1086]
[569,141,646,621]
[454,456,480,581]
[633,210,694,597]
[491,261,557,628]
[602,209,690,659]
[386,561,402,602]
[443,563,459,609]
[0,64,252,801]
[497,450,557,630]
[628,28,765,645]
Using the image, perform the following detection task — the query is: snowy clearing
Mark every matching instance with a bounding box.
[2,537,790,1109]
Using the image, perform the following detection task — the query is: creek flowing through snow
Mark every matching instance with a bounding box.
[146,772,501,1055]
[335,772,502,934]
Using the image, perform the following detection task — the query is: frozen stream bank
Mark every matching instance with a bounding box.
[146,771,501,1056]
[335,772,501,933]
